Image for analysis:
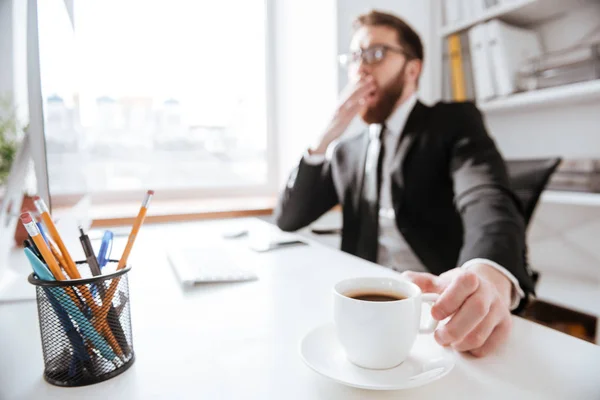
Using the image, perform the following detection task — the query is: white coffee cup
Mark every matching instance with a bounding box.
[333,277,439,370]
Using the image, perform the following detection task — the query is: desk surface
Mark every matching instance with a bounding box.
[1,218,599,400]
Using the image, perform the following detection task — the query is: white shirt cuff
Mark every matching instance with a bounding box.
[461,258,525,310]
[303,151,326,165]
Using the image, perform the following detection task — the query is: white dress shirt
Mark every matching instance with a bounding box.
[304,94,524,309]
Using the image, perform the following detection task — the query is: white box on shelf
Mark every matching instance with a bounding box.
[469,23,497,102]
[486,19,543,97]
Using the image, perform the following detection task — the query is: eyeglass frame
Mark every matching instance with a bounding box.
[338,44,416,68]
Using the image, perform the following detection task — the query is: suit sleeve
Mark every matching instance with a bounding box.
[274,155,339,232]
[448,103,535,296]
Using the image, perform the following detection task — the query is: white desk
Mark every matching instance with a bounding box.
[1,218,599,400]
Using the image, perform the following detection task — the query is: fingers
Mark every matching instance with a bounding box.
[341,76,373,98]
[431,271,479,321]
[434,287,493,346]
[401,271,440,294]
[342,78,376,107]
[448,302,502,351]
[469,317,512,358]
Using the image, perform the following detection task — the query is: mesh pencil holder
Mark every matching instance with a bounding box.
[28,260,135,387]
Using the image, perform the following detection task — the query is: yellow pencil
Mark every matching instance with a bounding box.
[48,240,69,276]
[100,190,153,320]
[118,190,154,270]
[21,213,68,281]
[33,196,80,280]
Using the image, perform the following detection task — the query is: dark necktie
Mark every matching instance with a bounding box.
[356,124,386,262]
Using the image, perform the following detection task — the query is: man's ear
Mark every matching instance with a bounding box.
[405,59,423,86]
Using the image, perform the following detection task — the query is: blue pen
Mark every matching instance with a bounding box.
[97,230,114,270]
[36,221,49,244]
[25,249,119,363]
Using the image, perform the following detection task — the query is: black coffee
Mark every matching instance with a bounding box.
[348,292,406,302]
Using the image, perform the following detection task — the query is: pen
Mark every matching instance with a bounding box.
[81,227,132,356]
[26,236,85,305]
[20,212,125,359]
[100,190,153,320]
[36,221,49,244]
[25,248,118,364]
[24,238,42,260]
[97,231,114,270]
[79,226,101,276]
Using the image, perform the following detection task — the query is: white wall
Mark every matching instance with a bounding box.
[273,0,338,188]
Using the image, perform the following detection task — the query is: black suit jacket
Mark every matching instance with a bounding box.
[275,101,535,298]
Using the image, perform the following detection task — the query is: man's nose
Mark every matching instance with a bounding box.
[356,59,371,76]
[348,60,371,82]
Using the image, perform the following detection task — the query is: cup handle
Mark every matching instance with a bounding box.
[419,293,440,334]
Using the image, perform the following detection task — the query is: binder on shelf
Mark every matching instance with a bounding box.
[468,23,497,102]
[448,34,467,101]
[460,32,476,100]
[485,19,543,97]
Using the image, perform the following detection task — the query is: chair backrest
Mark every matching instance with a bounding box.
[506,158,562,227]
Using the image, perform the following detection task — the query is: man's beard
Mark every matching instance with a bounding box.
[360,65,406,124]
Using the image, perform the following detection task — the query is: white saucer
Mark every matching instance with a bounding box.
[300,323,455,391]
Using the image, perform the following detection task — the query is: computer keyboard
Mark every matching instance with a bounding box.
[167,245,258,286]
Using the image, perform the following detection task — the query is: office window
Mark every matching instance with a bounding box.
[39,0,269,198]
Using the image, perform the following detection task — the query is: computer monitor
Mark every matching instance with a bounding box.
[0,0,58,302]
[27,0,51,209]
[0,134,34,302]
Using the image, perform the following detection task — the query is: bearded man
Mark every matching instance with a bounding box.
[274,10,535,357]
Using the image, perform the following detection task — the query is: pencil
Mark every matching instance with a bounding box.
[118,190,154,270]
[33,196,80,280]
[48,240,69,276]
[100,190,153,320]
[21,213,77,304]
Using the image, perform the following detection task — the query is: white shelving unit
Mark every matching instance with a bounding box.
[438,0,600,115]
[541,190,600,206]
[479,80,600,113]
[440,0,575,37]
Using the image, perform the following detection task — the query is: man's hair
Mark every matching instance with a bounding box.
[353,10,424,62]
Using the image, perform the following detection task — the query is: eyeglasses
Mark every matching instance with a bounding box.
[338,45,413,67]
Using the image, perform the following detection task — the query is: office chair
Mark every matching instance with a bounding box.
[505,158,562,289]
[505,158,562,227]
